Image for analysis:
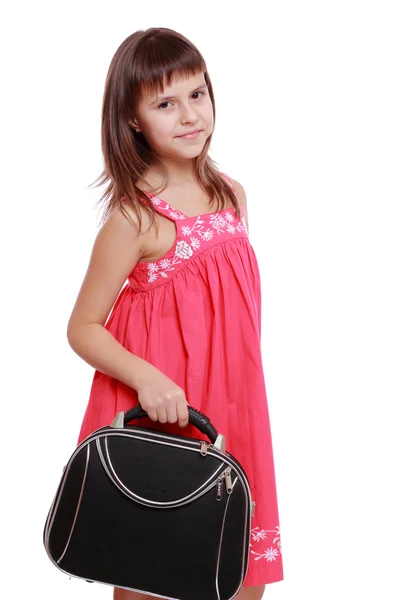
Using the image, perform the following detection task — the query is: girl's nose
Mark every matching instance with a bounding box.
[180,102,198,123]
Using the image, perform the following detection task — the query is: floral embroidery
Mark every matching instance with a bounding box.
[250,526,282,563]
[175,240,193,259]
[142,191,248,284]
[145,194,187,221]
[145,210,247,284]
[160,258,172,270]
[190,236,201,250]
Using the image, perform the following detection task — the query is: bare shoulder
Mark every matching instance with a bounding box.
[228,177,249,230]
[228,178,247,204]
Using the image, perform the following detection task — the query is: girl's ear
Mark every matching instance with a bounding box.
[129,119,141,133]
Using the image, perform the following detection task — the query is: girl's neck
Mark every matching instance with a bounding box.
[149,161,197,187]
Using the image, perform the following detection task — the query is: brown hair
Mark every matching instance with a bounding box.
[89,27,240,234]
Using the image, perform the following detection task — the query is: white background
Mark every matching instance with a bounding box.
[1,1,399,598]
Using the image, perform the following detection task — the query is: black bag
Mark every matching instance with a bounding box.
[43,406,255,600]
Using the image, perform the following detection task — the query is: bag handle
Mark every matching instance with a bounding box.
[123,405,218,444]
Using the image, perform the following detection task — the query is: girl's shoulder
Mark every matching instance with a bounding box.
[223,175,246,202]
[223,175,249,230]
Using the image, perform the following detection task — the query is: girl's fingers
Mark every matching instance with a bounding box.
[176,401,189,428]
[145,406,158,422]
[166,402,178,424]
[157,406,168,424]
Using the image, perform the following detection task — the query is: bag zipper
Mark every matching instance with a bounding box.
[199,441,208,456]
[74,432,253,515]
[215,467,232,501]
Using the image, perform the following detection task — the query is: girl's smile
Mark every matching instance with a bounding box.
[176,129,203,140]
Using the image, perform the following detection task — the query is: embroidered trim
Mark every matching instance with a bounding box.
[146,211,247,283]
[250,526,282,563]
[144,194,187,221]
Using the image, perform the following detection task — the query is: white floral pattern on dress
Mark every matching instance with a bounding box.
[144,194,187,221]
[250,526,282,563]
[145,210,247,284]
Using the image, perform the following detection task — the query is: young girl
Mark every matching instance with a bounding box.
[67,27,283,600]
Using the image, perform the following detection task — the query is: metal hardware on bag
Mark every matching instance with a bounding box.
[199,441,208,456]
[215,476,224,501]
[213,434,226,453]
[110,411,125,429]
[98,437,225,509]
[224,468,233,494]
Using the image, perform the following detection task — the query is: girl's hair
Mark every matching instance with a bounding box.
[89,27,240,233]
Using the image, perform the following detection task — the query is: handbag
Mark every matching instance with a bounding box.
[43,405,255,600]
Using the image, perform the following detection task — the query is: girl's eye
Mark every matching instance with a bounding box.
[158,90,205,109]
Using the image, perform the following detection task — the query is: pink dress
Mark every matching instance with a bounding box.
[77,174,284,586]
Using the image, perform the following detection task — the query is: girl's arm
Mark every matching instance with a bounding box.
[66,204,155,390]
[67,203,189,427]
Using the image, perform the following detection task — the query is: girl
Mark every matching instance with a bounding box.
[67,27,284,600]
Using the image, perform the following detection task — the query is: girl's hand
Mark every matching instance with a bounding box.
[135,366,189,428]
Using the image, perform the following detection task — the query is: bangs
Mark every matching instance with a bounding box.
[134,35,206,105]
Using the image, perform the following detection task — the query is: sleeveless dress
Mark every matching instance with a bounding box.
[77,174,284,587]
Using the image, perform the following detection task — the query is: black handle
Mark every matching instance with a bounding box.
[123,405,218,444]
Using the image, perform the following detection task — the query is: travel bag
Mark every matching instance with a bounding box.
[43,405,255,600]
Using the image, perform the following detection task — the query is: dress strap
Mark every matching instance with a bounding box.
[140,192,188,222]
[122,193,187,222]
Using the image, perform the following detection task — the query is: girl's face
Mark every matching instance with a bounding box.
[132,71,214,161]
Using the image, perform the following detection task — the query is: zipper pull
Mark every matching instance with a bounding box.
[224,468,233,494]
[215,476,224,501]
[199,441,208,456]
